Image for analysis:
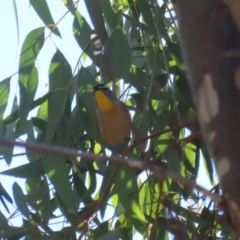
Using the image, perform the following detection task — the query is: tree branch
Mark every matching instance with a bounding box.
[0,137,221,204]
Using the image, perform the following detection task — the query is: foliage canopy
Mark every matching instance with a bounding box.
[0,0,231,239]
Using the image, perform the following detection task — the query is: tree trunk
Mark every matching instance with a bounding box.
[174,0,240,234]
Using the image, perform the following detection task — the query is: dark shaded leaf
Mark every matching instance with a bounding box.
[42,155,79,211]
[136,0,157,37]
[73,12,101,66]
[12,182,30,219]
[1,96,18,165]
[3,90,51,126]
[1,159,44,178]
[29,0,61,37]
[63,0,77,15]
[101,27,131,82]
[100,0,118,31]
[31,117,47,132]
[0,182,13,214]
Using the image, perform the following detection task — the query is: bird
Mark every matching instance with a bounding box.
[93,84,132,147]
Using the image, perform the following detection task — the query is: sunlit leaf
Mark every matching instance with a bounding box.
[47,49,72,143]
[115,166,146,234]
[0,78,10,135]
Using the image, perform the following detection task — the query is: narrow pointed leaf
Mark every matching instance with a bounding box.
[12,182,30,219]
[4,92,51,126]
[115,166,146,234]
[1,159,44,178]
[73,12,101,66]
[29,0,61,37]
[42,155,78,211]
[101,28,131,81]
[19,66,38,122]
[0,77,10,136]
[100,0,118,31]
[63,0,77,15]
[47,49,72,143]
[18,27,44,123]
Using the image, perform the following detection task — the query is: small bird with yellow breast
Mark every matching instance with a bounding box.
[93,84,132,147]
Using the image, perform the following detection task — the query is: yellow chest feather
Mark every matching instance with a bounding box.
[95,90,114,113]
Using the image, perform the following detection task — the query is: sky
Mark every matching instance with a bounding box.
[0,0,217,238]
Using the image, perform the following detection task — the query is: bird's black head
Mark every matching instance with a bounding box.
[93,84,110,93]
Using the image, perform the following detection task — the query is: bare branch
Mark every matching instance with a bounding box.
[0,137,222,204]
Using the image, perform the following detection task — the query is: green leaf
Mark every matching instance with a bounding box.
[54,193,79,222]
[4,92,51,126]
[0,210,9,230]
[73,173,94,204]
[167,42,184,66]
[1,226,24,239]
[12,182,30,219]
[101,27,131,81]
[0,77,10,136]
[12,0,20,46]
[115,166,146,234]
[127,67,147,94]
[0,182,13,214]
[194,142,200,178]
[120,227,132,240]
[31,117,47,132]
[136,0,157,37]
[200,140,214,184]
[25,177,51,220]
[131,92,149,138]
[56,96,71,147]
[77,67,96,91]
[1,96,18,165]
[29,0,61,37]
[77,92,103,144]
[183,142,196,176]
[47,49,72,143]
[19,66,38,123]
[63,0,77,15]
[36,99,48,121]
[92,221,108,238]
[0,159,44,178]
[163,141,181,174]
[151,3,171,42]
[18,27,44,124]
[147,48,165,77]
[100,0,118,31]
[99,162,116,218]
[42,155,79,211]
[175,67,194,107]
[83,162,97,199]
[100,229,121,240]
[19,27,44,80]
[73,12,101,66]
[153,128,172,154]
